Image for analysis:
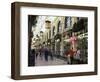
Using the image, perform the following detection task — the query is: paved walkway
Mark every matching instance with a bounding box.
[35,55,68,66]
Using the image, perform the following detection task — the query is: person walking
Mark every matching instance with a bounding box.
[28,48,35,66]
[74,48,81,64]
[39,47,44,60]
[35,48,39,59]
[67,47,75,64]
[44,47,49,61]
[49,49,53,60]
[70,32,77,51]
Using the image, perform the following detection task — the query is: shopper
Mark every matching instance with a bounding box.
[74,48,81,64]
[67,47,75,64]
[70,32,77,51]
[28,48,35,66]
[44,47,49,61]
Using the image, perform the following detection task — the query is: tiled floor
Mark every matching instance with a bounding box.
[35,55,68,66]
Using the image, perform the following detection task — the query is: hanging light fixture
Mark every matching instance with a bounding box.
[45,20,51,29]
[40,31,43,36]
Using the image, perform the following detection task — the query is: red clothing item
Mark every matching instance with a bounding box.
[70,36,77,45]
[68,49,76,57]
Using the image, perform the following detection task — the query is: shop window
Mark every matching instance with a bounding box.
[65,17,72,28]
[65,17,68,28]
[58,21,62,33]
